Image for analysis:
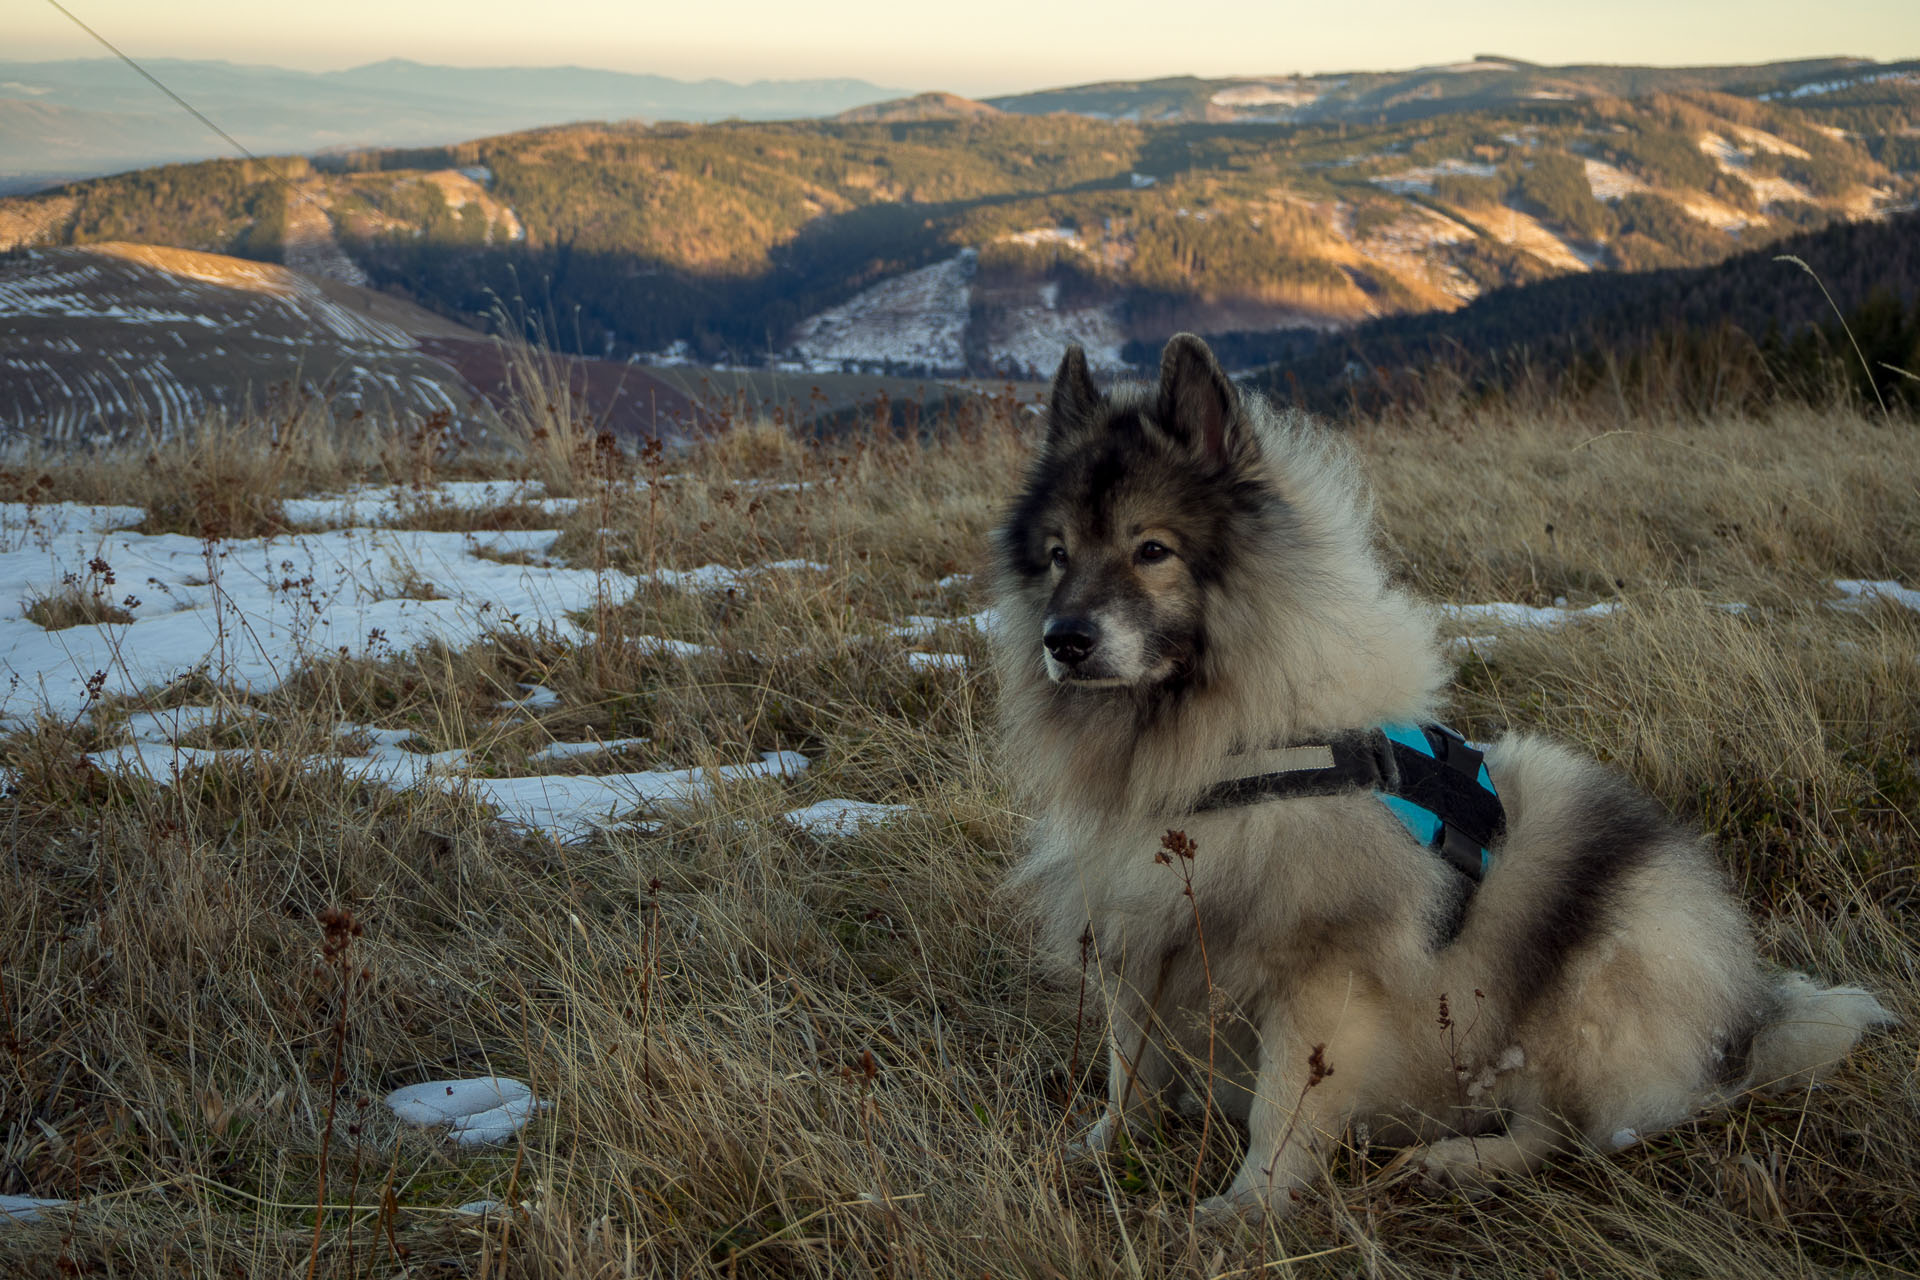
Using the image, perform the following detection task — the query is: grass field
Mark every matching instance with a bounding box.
[0,384,1914,1278]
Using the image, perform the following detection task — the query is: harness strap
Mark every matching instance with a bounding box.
[1193,723,1505,887]
[1193,730,1394,812]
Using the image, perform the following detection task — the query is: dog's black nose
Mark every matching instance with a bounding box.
[1044,618,1096,665]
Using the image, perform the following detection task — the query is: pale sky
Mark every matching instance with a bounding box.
[13,0,1919,96]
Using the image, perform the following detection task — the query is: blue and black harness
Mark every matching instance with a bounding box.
[1197,723,1504,889]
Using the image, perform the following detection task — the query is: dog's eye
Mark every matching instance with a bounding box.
[1049,546,1069,569]
[1137,540,1171,564]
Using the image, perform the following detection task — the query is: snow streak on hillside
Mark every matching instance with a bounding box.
[981,280,1128,375]
[788,251,973,372]
[785,248,1130,377]
[0,245,479,439]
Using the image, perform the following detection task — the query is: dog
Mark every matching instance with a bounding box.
[991,333,1893,1217]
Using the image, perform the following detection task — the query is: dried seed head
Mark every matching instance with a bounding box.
[1307,1043,1334,1087]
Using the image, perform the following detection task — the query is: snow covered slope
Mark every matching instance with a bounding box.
[0,244,483,440]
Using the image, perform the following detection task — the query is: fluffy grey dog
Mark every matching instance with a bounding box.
[992,333,1892,1217]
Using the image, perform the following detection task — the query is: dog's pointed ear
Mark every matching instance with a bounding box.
[1045,344,1101,451]
[1155,333,1245,465]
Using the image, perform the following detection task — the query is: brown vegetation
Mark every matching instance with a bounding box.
[0,381,1912,1276]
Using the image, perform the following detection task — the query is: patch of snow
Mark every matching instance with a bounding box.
[386,1077,549,1146]
[1210,83,1320,108]
[0,501,143,538]
[906,651,967,671]
[86,699,809,844]
[644,559,829,595]
[120,704,236,743]
[283,480,570,527]
[526,736,650,763]
[1370,159,1497,196]
[1441,601,1619,658]
[782,798,911,835]
[984,301,1129,377]
[1004,226,1086,251]
[1438,600,1619,628]
[1761,69,1920,100]
[1350,204,1480,303]
[0,1195,70,1224]
[1676,192,1756,232]
[1583,158,1650,203]
[0,518,615,724]
[889,607,999,639]
[498,683,561,711]
[1474,204,1595,272]
[458,751,806,840]
[1698,133,1816,206]
[789,250,973,372]
[1446,634,1503,660]
[1832,579,1920,613]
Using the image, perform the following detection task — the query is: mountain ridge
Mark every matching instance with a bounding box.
[2,55,1914,389]
[0,57,909,188]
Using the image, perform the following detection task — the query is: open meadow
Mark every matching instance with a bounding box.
[0,380,1915,1278]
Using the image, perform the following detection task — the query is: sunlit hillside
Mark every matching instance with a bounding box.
[2,64,1912,375]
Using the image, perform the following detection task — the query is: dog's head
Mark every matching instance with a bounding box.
[997,334,1272,691]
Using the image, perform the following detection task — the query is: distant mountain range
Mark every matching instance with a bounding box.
[981,56,1915,123]
[2,52,1916,435]
[8,54,1918,194]
[0,58,906,191]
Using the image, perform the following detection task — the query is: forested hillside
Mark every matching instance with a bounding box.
[2,66,1913,374]
[1246,210,1920,415]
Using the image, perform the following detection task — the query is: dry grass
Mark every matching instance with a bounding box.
[0,390,1915,1278]
[21,587,135,631]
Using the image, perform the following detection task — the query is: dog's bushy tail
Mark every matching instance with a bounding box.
[1745,973,1895,1095]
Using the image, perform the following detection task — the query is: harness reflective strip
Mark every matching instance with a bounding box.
[1217,743,1335,783]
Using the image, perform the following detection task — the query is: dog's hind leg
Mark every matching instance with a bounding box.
[1415,1113,1570,1191]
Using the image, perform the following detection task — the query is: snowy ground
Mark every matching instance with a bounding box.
[4,484,1911,849]
[0,501,604,724]
[1698,133,1817,208]
[2,472,1915,1235]
[981,280,1129,375]
[1369,158,1498,196]
[788,251,974,371]
[1582,158,1652,203]
[0,485,993,855]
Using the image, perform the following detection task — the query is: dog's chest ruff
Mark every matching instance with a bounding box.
[1196,723,1504,885]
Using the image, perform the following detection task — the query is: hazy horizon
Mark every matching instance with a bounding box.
[14,0,1919,98]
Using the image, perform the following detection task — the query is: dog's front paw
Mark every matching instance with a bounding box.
[1063,1110,1118,1162]
[1194,1189,1273,1224]
[1141,1188,1285,1226]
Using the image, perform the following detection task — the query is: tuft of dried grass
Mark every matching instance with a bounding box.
[22,585,135,630]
